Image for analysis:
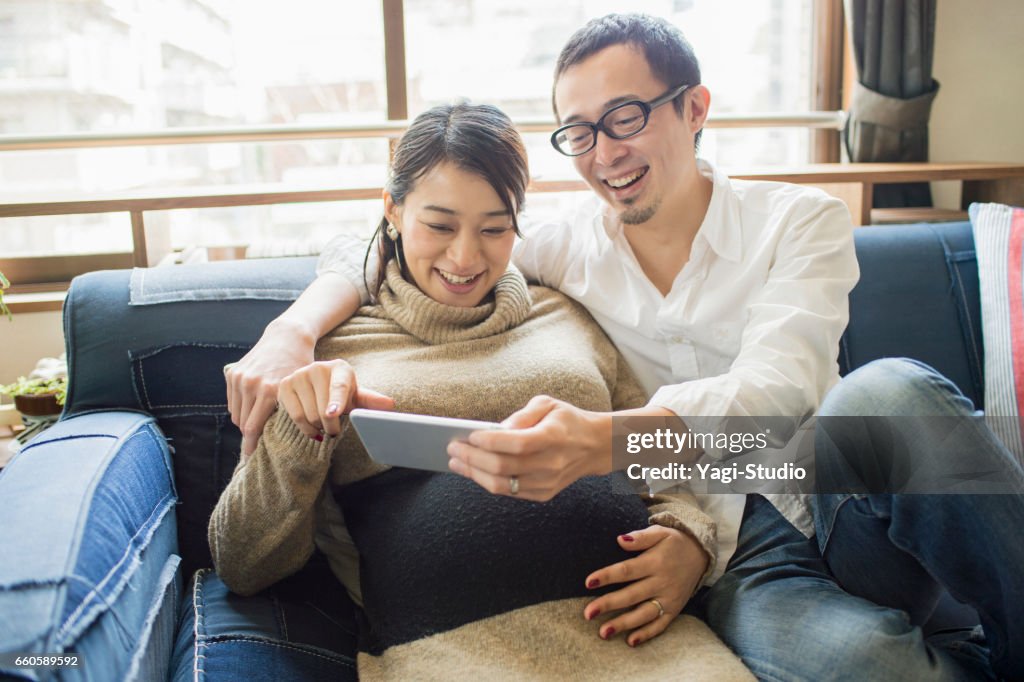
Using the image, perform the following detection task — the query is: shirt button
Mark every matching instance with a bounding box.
[670,336,684,344]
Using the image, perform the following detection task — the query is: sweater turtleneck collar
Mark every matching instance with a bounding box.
[376,259,532,344]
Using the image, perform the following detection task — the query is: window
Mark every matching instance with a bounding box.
[405,0,815,178]
[0,0,391,264]
[0,0,834,282]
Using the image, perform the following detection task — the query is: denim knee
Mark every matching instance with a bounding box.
[821,358,976,418]
[707,576,984,682]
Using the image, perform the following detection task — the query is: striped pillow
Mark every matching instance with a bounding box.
[971,202,1024,465]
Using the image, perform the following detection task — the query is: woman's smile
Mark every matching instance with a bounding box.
[435,268,486,295]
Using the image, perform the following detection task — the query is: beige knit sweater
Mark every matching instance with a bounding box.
[209,262,752,680]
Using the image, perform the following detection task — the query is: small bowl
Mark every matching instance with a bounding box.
[13,393,63,417]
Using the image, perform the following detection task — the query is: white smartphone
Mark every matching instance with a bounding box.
[348,408,504,472]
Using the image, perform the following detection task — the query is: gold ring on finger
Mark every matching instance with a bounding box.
[509,476,520,495]
[648,598,665,618]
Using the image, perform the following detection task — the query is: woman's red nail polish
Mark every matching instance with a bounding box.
[587,578,600,588]
[603,627,616,639]
[588,608,601,620]
[621,534,635,542]
[314,434,324,442]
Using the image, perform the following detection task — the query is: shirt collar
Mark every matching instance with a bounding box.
[695,159,743,263]
[596,158,744,263]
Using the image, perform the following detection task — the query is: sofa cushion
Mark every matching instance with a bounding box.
[969,201,1024,465]
[845,221,983,408]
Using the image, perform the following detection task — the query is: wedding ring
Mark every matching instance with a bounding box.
[509,476,520,495]
[648,598,665,618]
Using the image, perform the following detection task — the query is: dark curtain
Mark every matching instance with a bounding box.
[844,0,939,208]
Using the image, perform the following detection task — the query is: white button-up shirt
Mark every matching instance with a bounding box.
[320,159,860,582]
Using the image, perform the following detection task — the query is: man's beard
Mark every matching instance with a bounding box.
[619,196,659,225]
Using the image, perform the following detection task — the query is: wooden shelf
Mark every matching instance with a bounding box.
[4,290,66,314]
[870,208,970,225]
[729,162,1024,184]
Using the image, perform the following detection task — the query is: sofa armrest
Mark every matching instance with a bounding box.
[64,257,317,415]
[0,411,182,681]
[61,257,319,578]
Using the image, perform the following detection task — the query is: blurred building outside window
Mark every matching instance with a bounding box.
[0,0,813,261]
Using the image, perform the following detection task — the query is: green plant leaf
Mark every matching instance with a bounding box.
[1,375,68,405]
[0,270,10,321]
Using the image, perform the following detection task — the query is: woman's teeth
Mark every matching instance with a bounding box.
[439,270,478,284]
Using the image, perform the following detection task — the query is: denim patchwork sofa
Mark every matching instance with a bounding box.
[0,221,983,680]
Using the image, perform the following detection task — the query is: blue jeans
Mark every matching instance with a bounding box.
[170,555,358,681]
[697,359,1024,681]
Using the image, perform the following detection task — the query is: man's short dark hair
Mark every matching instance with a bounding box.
[553,13,702,145]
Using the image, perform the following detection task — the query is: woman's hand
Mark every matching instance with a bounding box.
[583,525,708,647]
[226,272,369,456]
[277,359,394,439]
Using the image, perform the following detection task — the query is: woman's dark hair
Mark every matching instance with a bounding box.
[552,13,702,146]
[363,102,529,299]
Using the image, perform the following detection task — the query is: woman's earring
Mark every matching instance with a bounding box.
[386,223,405,271]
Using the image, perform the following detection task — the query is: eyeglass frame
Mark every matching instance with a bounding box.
[549,82,693,157]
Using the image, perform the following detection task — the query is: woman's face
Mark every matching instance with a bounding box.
[385,162,517,307]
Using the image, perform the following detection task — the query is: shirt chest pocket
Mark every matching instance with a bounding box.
[703,324,744,374]
[665,324,743,380]
[666,337,701,381]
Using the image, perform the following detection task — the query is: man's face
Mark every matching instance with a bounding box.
[553,43,700,226]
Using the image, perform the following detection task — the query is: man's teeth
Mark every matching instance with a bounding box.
[606,168,647,189]
[439,270,477,284]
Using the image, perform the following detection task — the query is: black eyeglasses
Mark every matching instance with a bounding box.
[550,83,692,157]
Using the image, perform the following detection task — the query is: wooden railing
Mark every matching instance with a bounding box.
[2,161,1023,313]
[0,111,848,312]
[0,113,847,152]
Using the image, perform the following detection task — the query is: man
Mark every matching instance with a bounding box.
[227,13,1022,679]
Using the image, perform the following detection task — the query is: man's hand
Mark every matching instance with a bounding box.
[277,359,394,439]
[227,318,318,456]
[583,525,707,647]
[446,395,612,501]
[226,272,369,456]
[447,397,678,501]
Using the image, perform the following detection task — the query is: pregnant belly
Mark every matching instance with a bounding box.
[333,469,649,653]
